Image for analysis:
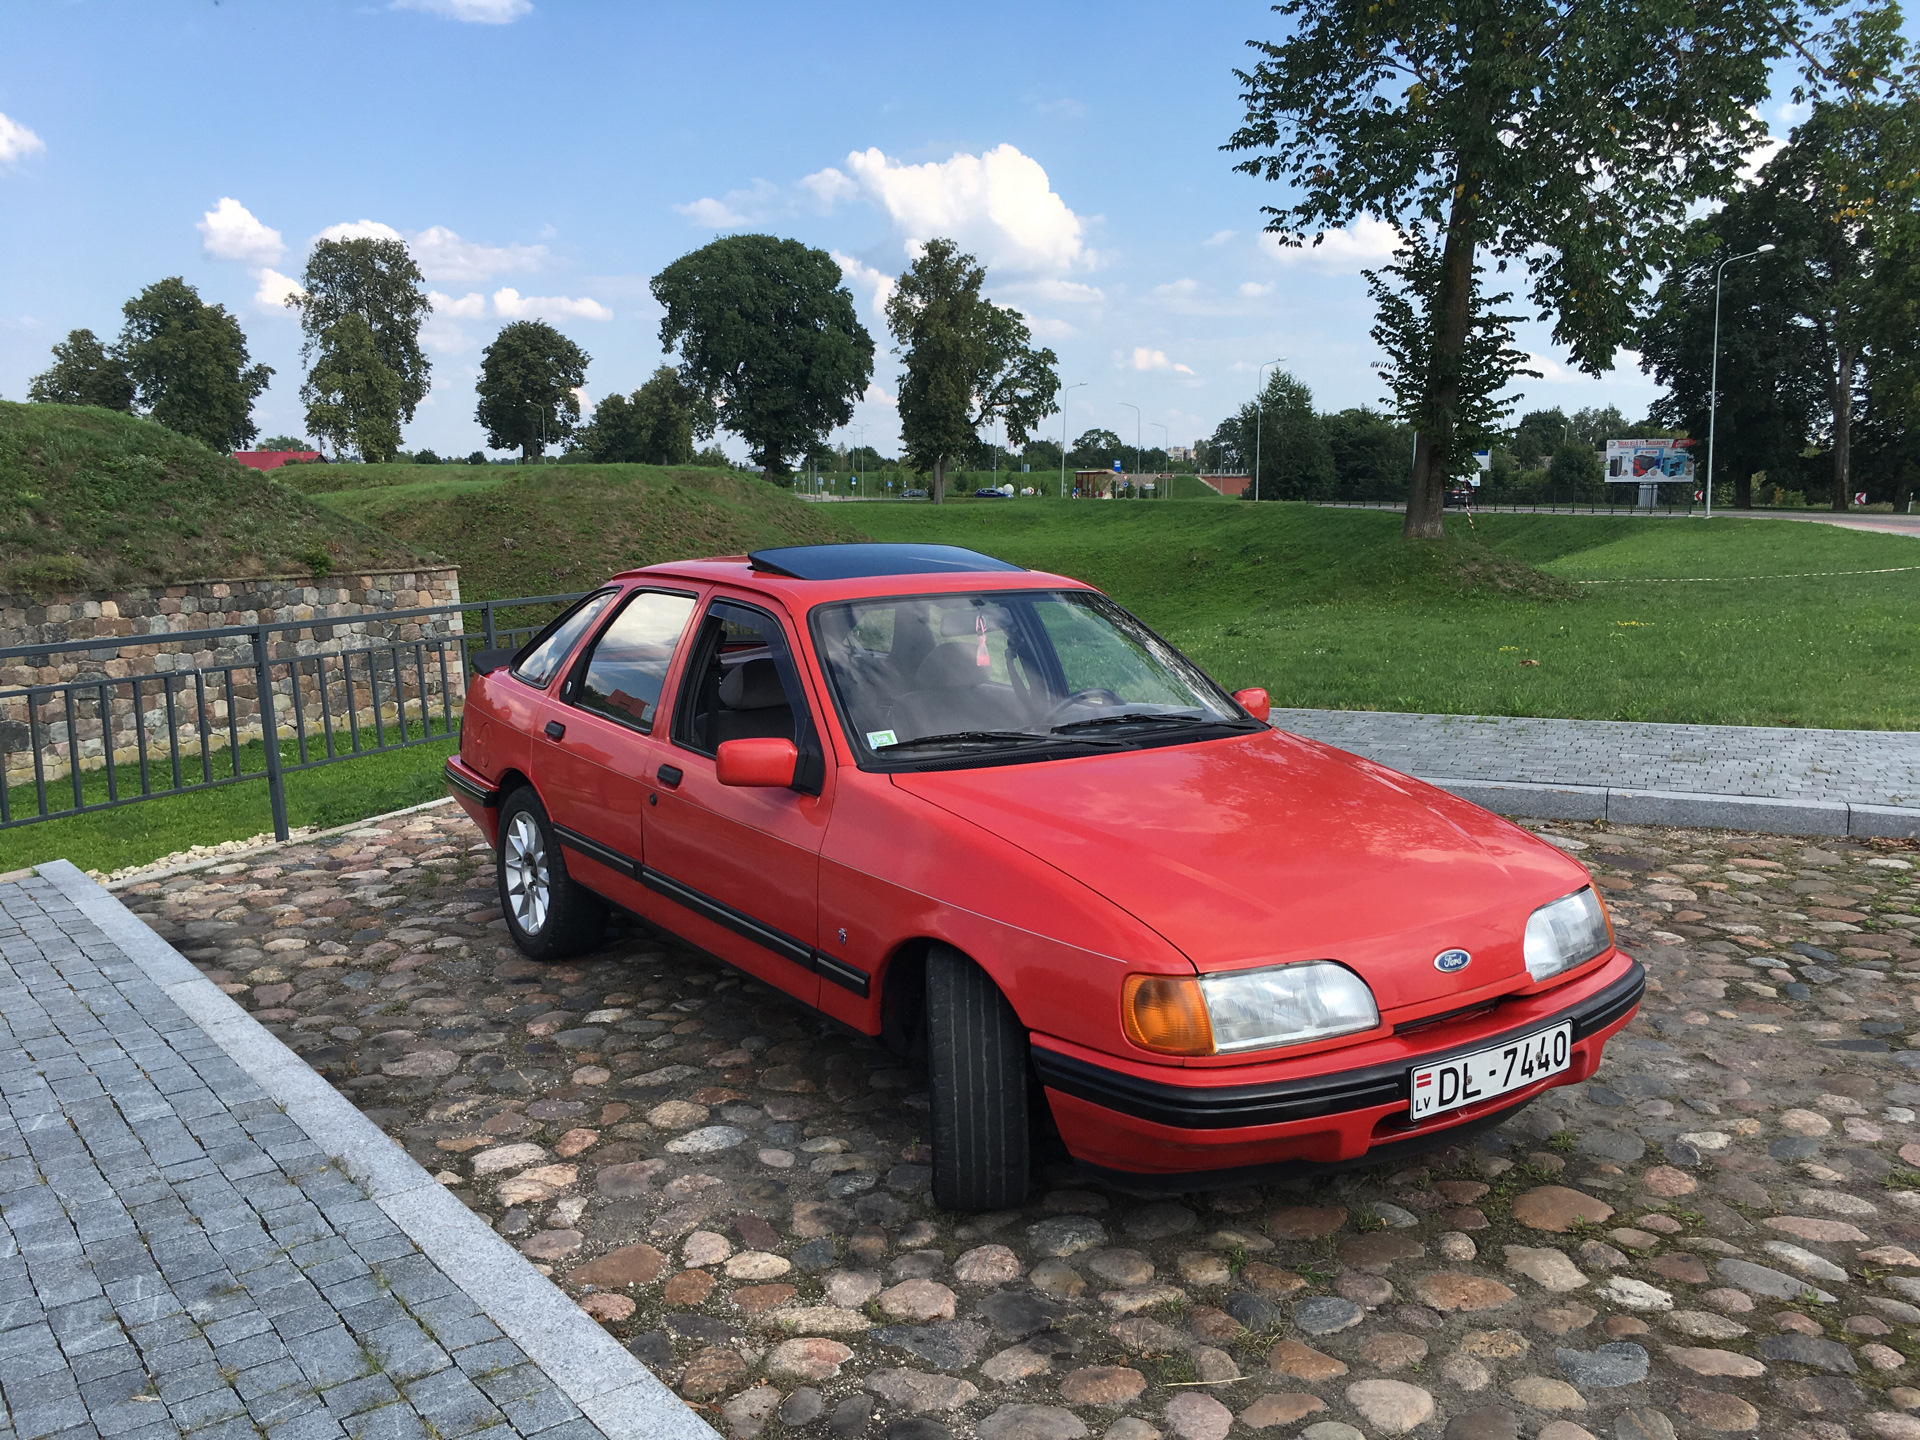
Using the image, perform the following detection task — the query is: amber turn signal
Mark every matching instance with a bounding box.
[1122,974,1215,1056]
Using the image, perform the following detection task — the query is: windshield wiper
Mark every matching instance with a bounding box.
[1050,711,1216,734]
[877,729,1120,752]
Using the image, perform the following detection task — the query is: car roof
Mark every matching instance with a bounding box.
[611,543,1088,603]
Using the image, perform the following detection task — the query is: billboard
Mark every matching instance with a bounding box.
[1605,438,1695,483]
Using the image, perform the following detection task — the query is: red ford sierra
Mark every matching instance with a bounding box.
[445,543,1642,1210]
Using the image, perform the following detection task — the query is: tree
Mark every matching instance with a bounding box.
[1205,370,1336,500]
[1507,408,1571,469]
[303,315,403,461]
[292,237,432,425]
[1229,0,1787,537]
[257,434,312,452]
[1068,428,1125,470]
[886,238,1060,504]
[28,329,133,411]
[1638,185,1828,507]
[652,235,873,485]
[118,277,272,452]
[576,366,712,464]
[475,321,590,461]
[1324,407,1415,501]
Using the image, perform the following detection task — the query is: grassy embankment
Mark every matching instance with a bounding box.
[3,442,863,874]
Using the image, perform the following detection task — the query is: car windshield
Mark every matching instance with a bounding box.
[811,589,1253,763]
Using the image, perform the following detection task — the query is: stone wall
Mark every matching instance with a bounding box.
[1,568,464,789]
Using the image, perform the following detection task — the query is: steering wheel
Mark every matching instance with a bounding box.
[1041,688,1124,728]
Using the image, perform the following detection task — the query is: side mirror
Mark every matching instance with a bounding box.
[1232,687,1271,724]
[716,737,800,788]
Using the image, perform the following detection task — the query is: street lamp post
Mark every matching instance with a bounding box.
[1253,358,1285,503]
[1059,382,1086,497]
[1705,244,1775,520]
[1150,421,1169,500]
[1120,402,1141,498]
[850,424,867,499]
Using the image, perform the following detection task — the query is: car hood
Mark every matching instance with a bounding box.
[889,728,1594,1015]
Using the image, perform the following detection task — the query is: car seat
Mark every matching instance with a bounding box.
[715,657,794,743]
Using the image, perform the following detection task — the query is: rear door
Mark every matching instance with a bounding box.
[636,595,834,1007]
[537,586,702,910]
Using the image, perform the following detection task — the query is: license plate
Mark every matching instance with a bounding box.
[1409,1021,1572,1120]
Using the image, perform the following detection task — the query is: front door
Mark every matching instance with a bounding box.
[536,587,701,913]
[638,596,832,1007]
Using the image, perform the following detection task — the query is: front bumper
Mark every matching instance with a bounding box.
[1033,952,1643,1183]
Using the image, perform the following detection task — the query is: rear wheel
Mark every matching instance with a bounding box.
[496,788,605,961]
[925,945,1031,1210]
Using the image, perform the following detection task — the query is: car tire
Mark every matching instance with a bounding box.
[925,945,1031,1210]
[495,787,606,962]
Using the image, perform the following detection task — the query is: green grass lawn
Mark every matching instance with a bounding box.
[853,500,1920,729]
[2,728,457,876]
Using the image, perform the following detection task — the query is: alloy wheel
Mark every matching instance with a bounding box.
[502,811,550,934]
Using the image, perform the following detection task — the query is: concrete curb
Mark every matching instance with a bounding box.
[1420,775,1920,839]
[36,857,720,1440]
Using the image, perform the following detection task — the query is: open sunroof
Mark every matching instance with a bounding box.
[746,543,1024,580]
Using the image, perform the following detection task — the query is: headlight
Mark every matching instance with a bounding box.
[1123,962,1380,1056]
[1524,887,1612,982]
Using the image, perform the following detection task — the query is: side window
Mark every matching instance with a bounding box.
[566,590,697,732]
[512,590,616,689]
[673,601,808,757]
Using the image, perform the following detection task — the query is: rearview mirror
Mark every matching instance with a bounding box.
[716,737,800,788]
[1232,687,1271,724]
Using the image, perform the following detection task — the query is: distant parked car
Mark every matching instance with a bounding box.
[903,488,927,499]
[1444,486,1474,508]
[973,487,1009,498]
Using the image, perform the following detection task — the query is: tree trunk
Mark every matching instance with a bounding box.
[1405,165,1482,540]
[1735,472,1753,509]
[522,440,538,463]
[1830,349,1855,511]
[932,455,946,505]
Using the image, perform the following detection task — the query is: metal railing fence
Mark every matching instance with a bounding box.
[1,591,589,840]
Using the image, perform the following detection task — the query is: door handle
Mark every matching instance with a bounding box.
[544,721,566,740]
[657,764,683,788]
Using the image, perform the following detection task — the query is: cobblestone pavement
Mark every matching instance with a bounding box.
[0,871,628,1440]
[112,800,1920,1440]
[1271,710,1920,810]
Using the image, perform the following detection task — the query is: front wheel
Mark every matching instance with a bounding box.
[496,788,605,961]
[925,945,1031,1210]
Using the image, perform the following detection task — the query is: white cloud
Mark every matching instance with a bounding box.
[491,287,612,322]
[673,179,781,229]
[800,166,860,209]
[199,198,285,265]
[862,382,897,408]
[1238,281,1274,299]
[1264,215,1400,270]
[1152,278,1200,301]
[1520,352,1577,383]
[430,290,488,319]
[0,112,44,165]
[411,225,546,282]
[1006,277,1104,306]
[318,219,405,244]
[1203,229,1236,246]
[253,268,305,311]
[391,0,530,22]
[832,251,895,323]
[1131,348,1194,375]
[841,143,1092,273]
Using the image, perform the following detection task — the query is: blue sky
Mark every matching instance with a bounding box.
[0,0,1816,461]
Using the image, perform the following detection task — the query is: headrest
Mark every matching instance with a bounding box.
[914,643,989,689]
[718,657,788,710]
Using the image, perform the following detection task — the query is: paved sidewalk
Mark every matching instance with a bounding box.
[1275,709,1920,838]
[0,864,713,1440]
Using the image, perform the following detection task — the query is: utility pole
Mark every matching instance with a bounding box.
[1120,402,1140,499]
[1254,359,1284,503]
[1705,244,1775,519]
[1150,421,1169,501]
[1059,382,1086,497]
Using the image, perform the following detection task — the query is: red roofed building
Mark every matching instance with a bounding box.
[232,450,321,471]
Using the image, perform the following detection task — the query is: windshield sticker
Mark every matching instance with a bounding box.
[866,729,899,749]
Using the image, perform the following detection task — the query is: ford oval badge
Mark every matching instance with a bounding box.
[1434,948,1472,973]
